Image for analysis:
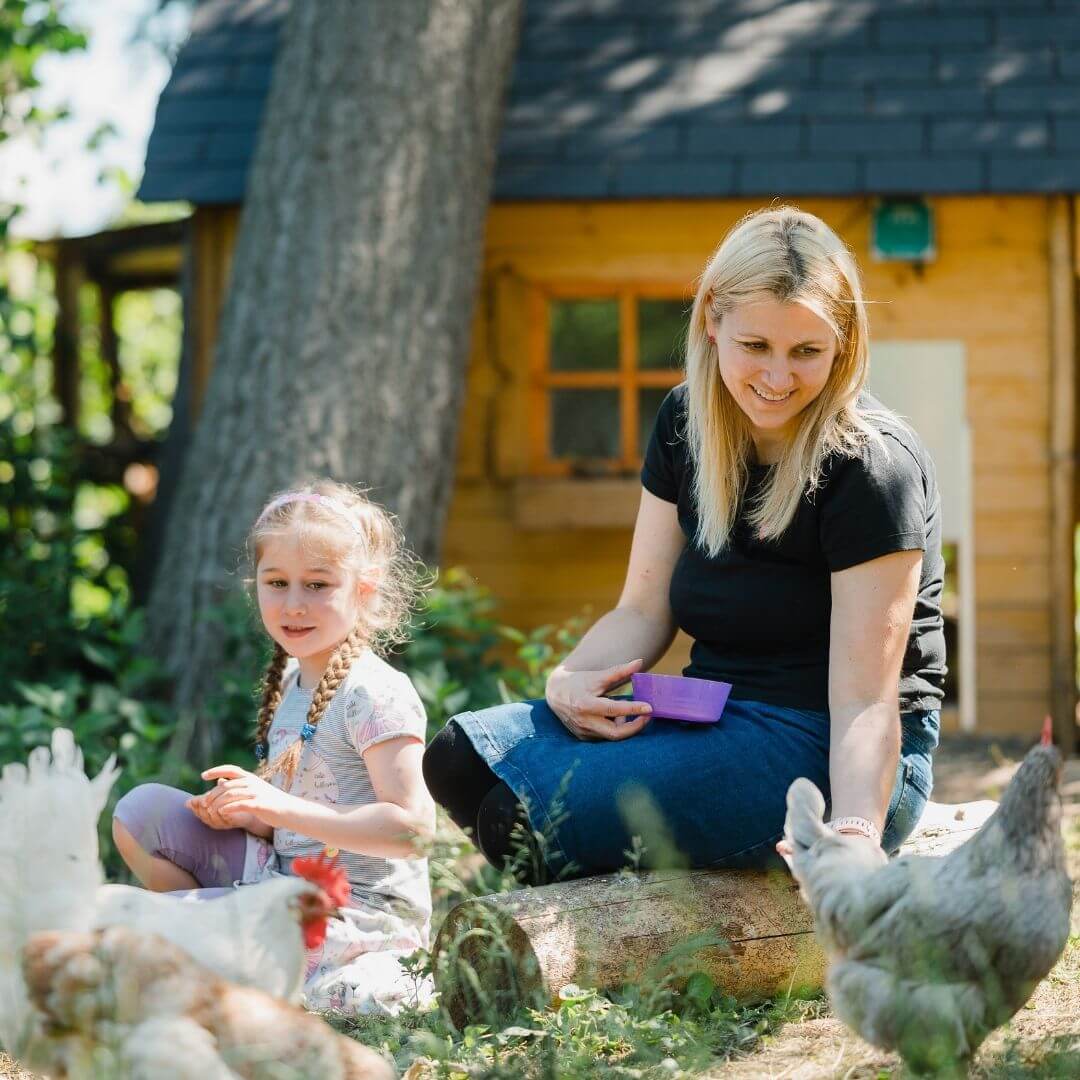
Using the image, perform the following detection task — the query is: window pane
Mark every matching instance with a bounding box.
[638,299,688,370]
[639,388,670,456]
[550,299,618,372]
[551,389,620,460]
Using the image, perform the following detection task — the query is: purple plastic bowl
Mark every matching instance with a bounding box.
[630,672,732,724]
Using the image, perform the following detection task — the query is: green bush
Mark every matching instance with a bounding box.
[0,400,587,878]
[0,546,585,877]
[401,567,586,740]
[0,419,137,687]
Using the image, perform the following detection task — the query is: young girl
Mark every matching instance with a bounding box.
[112,480,436,1016]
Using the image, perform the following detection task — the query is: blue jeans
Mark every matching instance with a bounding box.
[450,697,938,878]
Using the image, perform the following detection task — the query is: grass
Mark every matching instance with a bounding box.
[349,739,1080,1079]
[332,977,824,1079]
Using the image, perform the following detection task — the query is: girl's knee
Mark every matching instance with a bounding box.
[112,782,190,855]
[111,813,140,858]
[113,781,174,820]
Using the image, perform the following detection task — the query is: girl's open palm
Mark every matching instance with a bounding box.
[545,658,652,741]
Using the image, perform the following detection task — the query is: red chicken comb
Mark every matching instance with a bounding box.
[1041,714,1054,748]
[292,850,351,908]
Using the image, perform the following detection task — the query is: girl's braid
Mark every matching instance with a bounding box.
[306,622,368,732]
[254,643,289,776]
[262,623,369,790]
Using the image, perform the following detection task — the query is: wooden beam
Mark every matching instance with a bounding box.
[76,218,187,262]
[189,208,239,421]
[1049,195,1078,756]
[99,272,181,293]
[512,477,640,530]
[433,800,998,1026]
[52,243,83,429]
[98,282,133,441]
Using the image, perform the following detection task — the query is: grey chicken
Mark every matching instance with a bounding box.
[783,720,1072,1076]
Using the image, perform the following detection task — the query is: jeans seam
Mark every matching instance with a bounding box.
[883,762,911,834]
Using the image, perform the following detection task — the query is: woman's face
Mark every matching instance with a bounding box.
[707,297,838,459]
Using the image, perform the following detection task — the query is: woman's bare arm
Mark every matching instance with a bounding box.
[545,488,686,740]
[828,549,922,831]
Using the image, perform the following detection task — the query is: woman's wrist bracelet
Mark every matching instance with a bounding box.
[828,816,882,845]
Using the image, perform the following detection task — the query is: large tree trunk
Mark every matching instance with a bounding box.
[145,0,522,758]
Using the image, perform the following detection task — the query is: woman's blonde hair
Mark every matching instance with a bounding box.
[248,479,423,788]
[685,205,882,556]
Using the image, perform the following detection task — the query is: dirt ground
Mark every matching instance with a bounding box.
[706,736,1080,1079]
[3,736,1078,1080]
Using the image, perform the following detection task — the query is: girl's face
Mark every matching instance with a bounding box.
[256,534,366,679]
[707,297,838,462]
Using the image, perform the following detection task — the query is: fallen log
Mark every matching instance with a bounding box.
[432,799,998,1026]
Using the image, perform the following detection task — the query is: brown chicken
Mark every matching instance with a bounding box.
[783,720,1072,1077]
[21,924,395,1080]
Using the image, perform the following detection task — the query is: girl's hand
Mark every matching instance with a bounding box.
[545,659,652,742]
[199,764,296,829]
[185,788,262,834]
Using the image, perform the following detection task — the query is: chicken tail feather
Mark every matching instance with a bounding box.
[0,729,118,1056]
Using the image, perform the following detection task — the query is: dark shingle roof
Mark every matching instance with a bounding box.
[139,0,285,203]
[140,0,1080,203]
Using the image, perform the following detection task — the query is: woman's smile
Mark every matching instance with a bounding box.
[749,384,796,404]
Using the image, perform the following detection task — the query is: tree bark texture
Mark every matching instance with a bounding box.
[145,0,523,752]
[433,799,1000,1027]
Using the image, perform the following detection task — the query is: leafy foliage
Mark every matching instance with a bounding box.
[0,483,585,876]
[0,0,87,149]
[401,567,586,740]
[0,419,136,681]
[335,969,821,1079]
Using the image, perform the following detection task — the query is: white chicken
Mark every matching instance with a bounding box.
[0,729,376,1074]
[93,874,329,1002]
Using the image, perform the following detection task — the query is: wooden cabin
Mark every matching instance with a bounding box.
[127,0,1080,742]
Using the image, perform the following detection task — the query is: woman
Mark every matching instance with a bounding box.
[423,206,944,883]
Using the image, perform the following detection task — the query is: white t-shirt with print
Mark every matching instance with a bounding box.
[265,651,431,935]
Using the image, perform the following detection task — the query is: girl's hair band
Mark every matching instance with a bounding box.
[256,492,363,536]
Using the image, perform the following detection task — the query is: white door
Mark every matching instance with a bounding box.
[869,341,975,732]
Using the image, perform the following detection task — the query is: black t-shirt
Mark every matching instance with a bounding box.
[641,383,946,713]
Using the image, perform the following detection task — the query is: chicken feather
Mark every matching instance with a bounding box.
[22,926,394,1079]
[783,743,1072,1076]
[0,730,119,1057]
[0,730,387,1078]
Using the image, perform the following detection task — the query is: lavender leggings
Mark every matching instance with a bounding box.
[113,782,251,899]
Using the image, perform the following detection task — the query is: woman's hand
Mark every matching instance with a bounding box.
[196,764,296,829]
[775,831,887,875]
[545,658,653,741]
